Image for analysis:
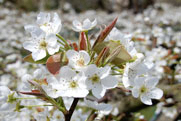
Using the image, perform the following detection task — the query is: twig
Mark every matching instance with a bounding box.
[64,98,80,121]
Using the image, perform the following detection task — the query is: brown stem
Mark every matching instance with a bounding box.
[64,98,80,121]
[87,110,97,121]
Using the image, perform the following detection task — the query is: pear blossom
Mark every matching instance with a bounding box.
[32,107,49,121]
[23,28,60,61]
[0,86,17,112]
[66,50,90,71]
[131,76,163,105]
[122,54,151,88]
[25,12,62,35]
[84,64,118,99]
[51,110,64,121]
[43,66,89,98]
[72,18,97,32]
[22,67,49,90]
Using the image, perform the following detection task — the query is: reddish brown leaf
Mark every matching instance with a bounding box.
[72,42,79,51]
[19,91,43,96]
[79,32,87,50]
[46,53,61,75]
[95,47,109,66]
[92,17,118,48]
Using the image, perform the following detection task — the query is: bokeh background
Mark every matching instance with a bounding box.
[0,0,181,121]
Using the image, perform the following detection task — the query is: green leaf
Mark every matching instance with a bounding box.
[23,54,50,64]
[94,40,132,65]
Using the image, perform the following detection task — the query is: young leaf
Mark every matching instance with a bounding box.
[92,17,118,48]
[46,53,61,75]
[79,32,87,50]
[71,42,79,51]
[95,47,109,66]
[94,41,132,65]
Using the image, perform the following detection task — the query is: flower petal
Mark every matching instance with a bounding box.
[134,76,145,87]
[36,12,50,25]
[52,13,62,33]
[91,19,97,28]
[140,93,152,105]
[32,49,46,61]
[66,50,79,60]
[79,50,90,65]
[59,66,76,80]
[83,19,92,30]
[148,87,163,99]
[145,77,159,89]
[23,41,38,52]
[101,76,118,89]
[132,87,139,98]
[92,84,106,99]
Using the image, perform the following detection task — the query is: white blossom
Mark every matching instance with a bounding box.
[131,76,163,105]
[43,66,89,98]
[0,86,17,112]
[84,64,118,99]
[51,110,64,121]
[25,12,62,35]
[72,18,97,32]
[122,53,150,88]
[66,50,90,71]
[23,28,60,61]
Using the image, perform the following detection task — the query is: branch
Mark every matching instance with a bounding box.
[64,98,80,121]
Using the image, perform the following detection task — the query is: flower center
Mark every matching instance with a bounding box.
[76,57,85,67]
[56,115,61,119]
[39,40,47,49]
[90,74,100,83]
[140,85,148,94]
[70,81,78,88]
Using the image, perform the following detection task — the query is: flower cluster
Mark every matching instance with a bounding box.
[0,12,164,121]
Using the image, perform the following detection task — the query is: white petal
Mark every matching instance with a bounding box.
[21,74,32,82]
[84,64,98,77]
[23,41,38,52]
[91,19,97,28]
[101,76,118,89]
[132,87,139,98]
[148,88,163,99]
[24,25,39,34]
[66,50,79,60]
[92,84,106,99]
[59,66,76,80]
[42,85,59,98]
[0,86,10,96]
[140,93,152,105]
[79,50,90,65]
[47,45,60,55]
[32,49,46,61]
[134,76,145,87]
[83,19,92,30]
[46,34,57,47]
[52,13,62,33]
[0,103,15,112]
[36,12,50,25]
[99,66,111,79]
[31,28,45,39]
[33,69,44,79]
[145,77,159,88]
[72,20,82,32]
